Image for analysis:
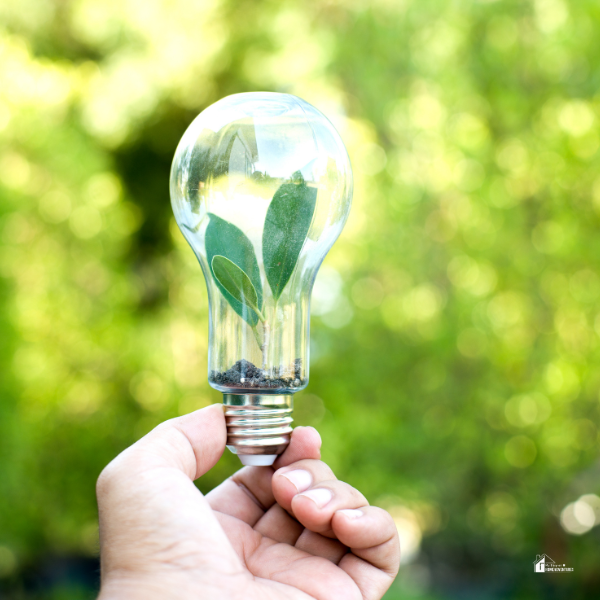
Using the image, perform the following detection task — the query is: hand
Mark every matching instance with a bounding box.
[96,404,400,599]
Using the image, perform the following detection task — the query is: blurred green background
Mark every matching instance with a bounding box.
[1,0,600,598]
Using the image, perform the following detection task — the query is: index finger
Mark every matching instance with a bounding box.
[274,426,321,468]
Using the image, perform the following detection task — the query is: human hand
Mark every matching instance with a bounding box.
[96,404,400,599]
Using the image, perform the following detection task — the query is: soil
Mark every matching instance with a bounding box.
[210,358,304,390]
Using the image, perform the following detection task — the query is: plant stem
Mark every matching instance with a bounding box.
[261,319,270,371]
[249,301,276,374]
[250,305,269,371]
[268,299,279,375]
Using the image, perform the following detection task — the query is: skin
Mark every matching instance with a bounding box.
[96,404,400,600]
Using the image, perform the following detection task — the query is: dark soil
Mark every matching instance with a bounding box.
[210,358,304,390]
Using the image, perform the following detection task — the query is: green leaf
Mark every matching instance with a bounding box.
[211,256,263,321]
[205,213,263,326]
[262,172,317,300]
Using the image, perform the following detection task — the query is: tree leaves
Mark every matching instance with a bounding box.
[211,255,263,322]
[205,213,263,326]
[262,172,317,300]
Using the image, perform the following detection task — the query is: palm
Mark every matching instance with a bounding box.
[201,429,398,600]
[212,496,362,599]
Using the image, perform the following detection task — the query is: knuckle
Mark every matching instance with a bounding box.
[335,481,366,505]
[96,462,117,498]
[298,458,332,474]
[96,454,128,498]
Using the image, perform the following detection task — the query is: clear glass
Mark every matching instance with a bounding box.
[170,92,352,395]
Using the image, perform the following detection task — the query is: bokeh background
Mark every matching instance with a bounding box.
[1,0,600,598]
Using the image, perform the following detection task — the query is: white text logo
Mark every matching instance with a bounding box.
[534,554,573,573]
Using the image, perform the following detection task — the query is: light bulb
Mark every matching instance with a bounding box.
[170,92,352,466]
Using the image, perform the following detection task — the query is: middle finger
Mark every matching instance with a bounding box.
[273,459,369,536]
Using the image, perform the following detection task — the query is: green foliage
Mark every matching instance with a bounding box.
[211,255,263,322]
[263,172,317,300]
[205,213,263,326]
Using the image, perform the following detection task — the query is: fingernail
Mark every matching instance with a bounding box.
[338,508,364,520]
[298,488,333,508]
[281,469,312,493]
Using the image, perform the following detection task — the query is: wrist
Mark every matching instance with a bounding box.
[98,576,180,600]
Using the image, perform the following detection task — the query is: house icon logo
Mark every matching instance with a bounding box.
[534,554,554,572]
[534,554,574,573]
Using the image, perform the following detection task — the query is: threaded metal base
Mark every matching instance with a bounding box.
[223,394,293,462]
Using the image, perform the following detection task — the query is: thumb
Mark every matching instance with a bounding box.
[97,404,241,577]
[123,403,227,479]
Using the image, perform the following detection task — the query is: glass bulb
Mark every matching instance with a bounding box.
[170,92,352,465]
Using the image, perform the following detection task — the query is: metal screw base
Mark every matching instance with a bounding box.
[223,394,293,465]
